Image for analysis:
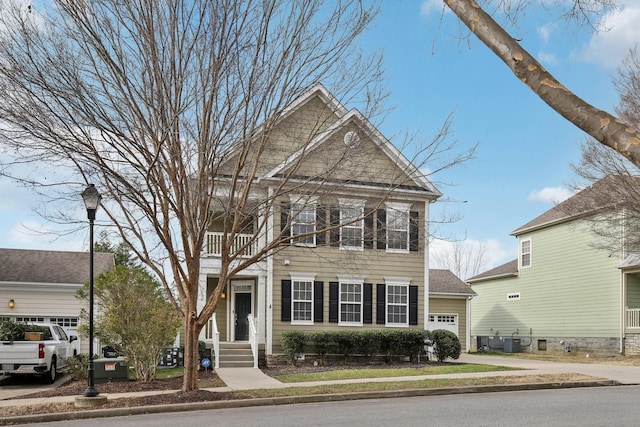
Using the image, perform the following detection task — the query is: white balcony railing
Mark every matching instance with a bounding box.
[627,307,640,329]
[204,232,260,258]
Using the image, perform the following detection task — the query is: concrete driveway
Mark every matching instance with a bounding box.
[458,353,640,385]
[0,373,71,400]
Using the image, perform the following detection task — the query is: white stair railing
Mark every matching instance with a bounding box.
[248,314,259,368]
[212,313,220,369]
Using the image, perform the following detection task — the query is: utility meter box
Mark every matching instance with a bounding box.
[93,357,129,383]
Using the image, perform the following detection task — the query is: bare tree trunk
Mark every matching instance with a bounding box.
[444,0,640,167]
[183,307,201,392]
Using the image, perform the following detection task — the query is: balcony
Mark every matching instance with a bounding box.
[204,232,260,258]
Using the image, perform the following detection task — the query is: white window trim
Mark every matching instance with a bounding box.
[385,277,411,327]
[337,274,365,326]
[385,202,411,254]
[520,238,532,269]
[290,273,316,325]
[289,195,319,247]
[339,198,365,251]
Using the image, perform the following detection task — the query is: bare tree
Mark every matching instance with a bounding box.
[443,0,640,168]
[431,237,488,280]
[0,1,472,391]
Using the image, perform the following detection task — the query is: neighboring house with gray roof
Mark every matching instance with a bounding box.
[0,248,115,354]
[467,178,640,356]
[429,269,476,352]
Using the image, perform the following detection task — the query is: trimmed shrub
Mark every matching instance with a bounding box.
[65,353,89,380]
[281,331,308,365]
[310,331,332,365]
[430,329,461,362]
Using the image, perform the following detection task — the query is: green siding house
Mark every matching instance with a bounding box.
[468,178,640,355]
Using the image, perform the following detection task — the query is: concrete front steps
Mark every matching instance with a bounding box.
[216,341,255,368]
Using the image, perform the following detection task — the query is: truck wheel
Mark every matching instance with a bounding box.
[44,358,57,384]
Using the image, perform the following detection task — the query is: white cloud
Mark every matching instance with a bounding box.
[572,2,640,69]
[537,23,556,43]
[537,51,559,65]
[527,186,574,203]
[6,220,85,251]
[420,0,450,16]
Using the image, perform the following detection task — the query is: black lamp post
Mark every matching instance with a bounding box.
[82,184,101,398]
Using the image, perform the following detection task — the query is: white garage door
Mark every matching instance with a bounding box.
[429,314,458,336]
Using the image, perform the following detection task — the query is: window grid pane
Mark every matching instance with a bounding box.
[387,210,409,250]
[387,285,408,324]
[292,203,316,245]
[292,280,313,322]
[339,282,362,323]
[341,206,363,248]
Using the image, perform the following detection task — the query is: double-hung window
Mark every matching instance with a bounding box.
[338,275,364,326]
[339,198,364,250]
[386,281,409,326]
[386,202,410,252]
[290,196,317,246]
[291,274,315,324]
[520,238,532,268]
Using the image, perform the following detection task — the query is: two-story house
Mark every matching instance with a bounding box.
[468,177,640,356]
[196,84,467,367]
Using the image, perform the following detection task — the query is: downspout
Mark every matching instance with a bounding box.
[620,208,626,354]
[466,295,472,352]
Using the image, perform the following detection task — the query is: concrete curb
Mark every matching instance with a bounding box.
[0,379,619,425]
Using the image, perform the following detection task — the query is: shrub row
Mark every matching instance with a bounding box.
[281,329,461,365]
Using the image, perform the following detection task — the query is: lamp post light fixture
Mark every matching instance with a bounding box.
[81,184,101,398]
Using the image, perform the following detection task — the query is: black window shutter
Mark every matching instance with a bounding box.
[409,285,418,325]
[364,210,374,249]
[376,284,386,324]
[376,209,386,250]
[281,280,292,322]
[363,283,372,324]
[314,281,324,323]
[409,211,420,252]
[329,207,340,247]
[280,201,291,242]
[329,282,339,323]
[316,205,327,246]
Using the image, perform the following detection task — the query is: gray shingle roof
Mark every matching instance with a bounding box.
[0,248,115,284]
[467,259,518,283]
[510,177,624,236]
[429,269,476,296]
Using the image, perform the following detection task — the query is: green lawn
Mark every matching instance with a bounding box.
[274,363,516,383]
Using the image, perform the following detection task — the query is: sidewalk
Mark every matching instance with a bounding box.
[0,354,634,423]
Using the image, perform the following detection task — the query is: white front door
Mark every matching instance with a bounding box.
[429,314,459,336]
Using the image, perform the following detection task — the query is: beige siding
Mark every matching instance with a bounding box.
[429,297,469,351]
[271,232,426,352]
[1,285,86,352]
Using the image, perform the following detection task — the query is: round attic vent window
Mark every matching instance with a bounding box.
[343,131,361,148]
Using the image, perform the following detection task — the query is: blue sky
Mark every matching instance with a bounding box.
[363,0,640,273]
[0,0,638,275]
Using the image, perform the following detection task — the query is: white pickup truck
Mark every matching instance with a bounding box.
[0,323,77,383]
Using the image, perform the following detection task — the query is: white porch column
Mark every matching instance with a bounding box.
[424,200,431,331]
[257,274,266,344]
[197,272,209,343]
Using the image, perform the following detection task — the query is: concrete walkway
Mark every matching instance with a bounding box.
[2,354,639,410]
